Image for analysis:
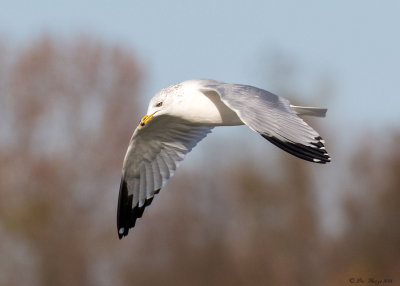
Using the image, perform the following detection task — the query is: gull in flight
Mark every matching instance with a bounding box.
[117,79,330,238]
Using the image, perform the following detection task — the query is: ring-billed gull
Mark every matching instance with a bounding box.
[117,79,330,238]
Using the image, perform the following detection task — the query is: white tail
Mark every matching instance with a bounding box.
[290,105,327,118]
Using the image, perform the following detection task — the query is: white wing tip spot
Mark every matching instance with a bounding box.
[313,158,321,163]
[118,228,125,235]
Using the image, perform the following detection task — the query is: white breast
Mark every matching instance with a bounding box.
[175,82,243,126]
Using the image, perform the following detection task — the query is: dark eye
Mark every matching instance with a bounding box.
[155,102,163,107]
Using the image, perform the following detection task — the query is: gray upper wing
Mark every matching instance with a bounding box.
[198,79,331,163]
[117,115,213,238]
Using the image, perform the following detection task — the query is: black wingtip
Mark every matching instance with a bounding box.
[261,134,331,164]
[117,178,132,239]
[117,178,160,239]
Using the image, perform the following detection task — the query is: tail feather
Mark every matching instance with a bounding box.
[290,105,327,117]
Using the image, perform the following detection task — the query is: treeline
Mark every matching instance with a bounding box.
[0,37,398,286]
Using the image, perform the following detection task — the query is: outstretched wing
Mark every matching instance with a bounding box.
[199,80,331,163]
[118,115,213,238]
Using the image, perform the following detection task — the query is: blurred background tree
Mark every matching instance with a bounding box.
[0,36,398,286]
[0,36,143,286]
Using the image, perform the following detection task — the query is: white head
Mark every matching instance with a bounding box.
[138,83,183,129]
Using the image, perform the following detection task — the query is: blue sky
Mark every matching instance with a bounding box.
[2,0,400,131]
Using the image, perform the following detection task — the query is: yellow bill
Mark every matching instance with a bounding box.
[138,112,156,129]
